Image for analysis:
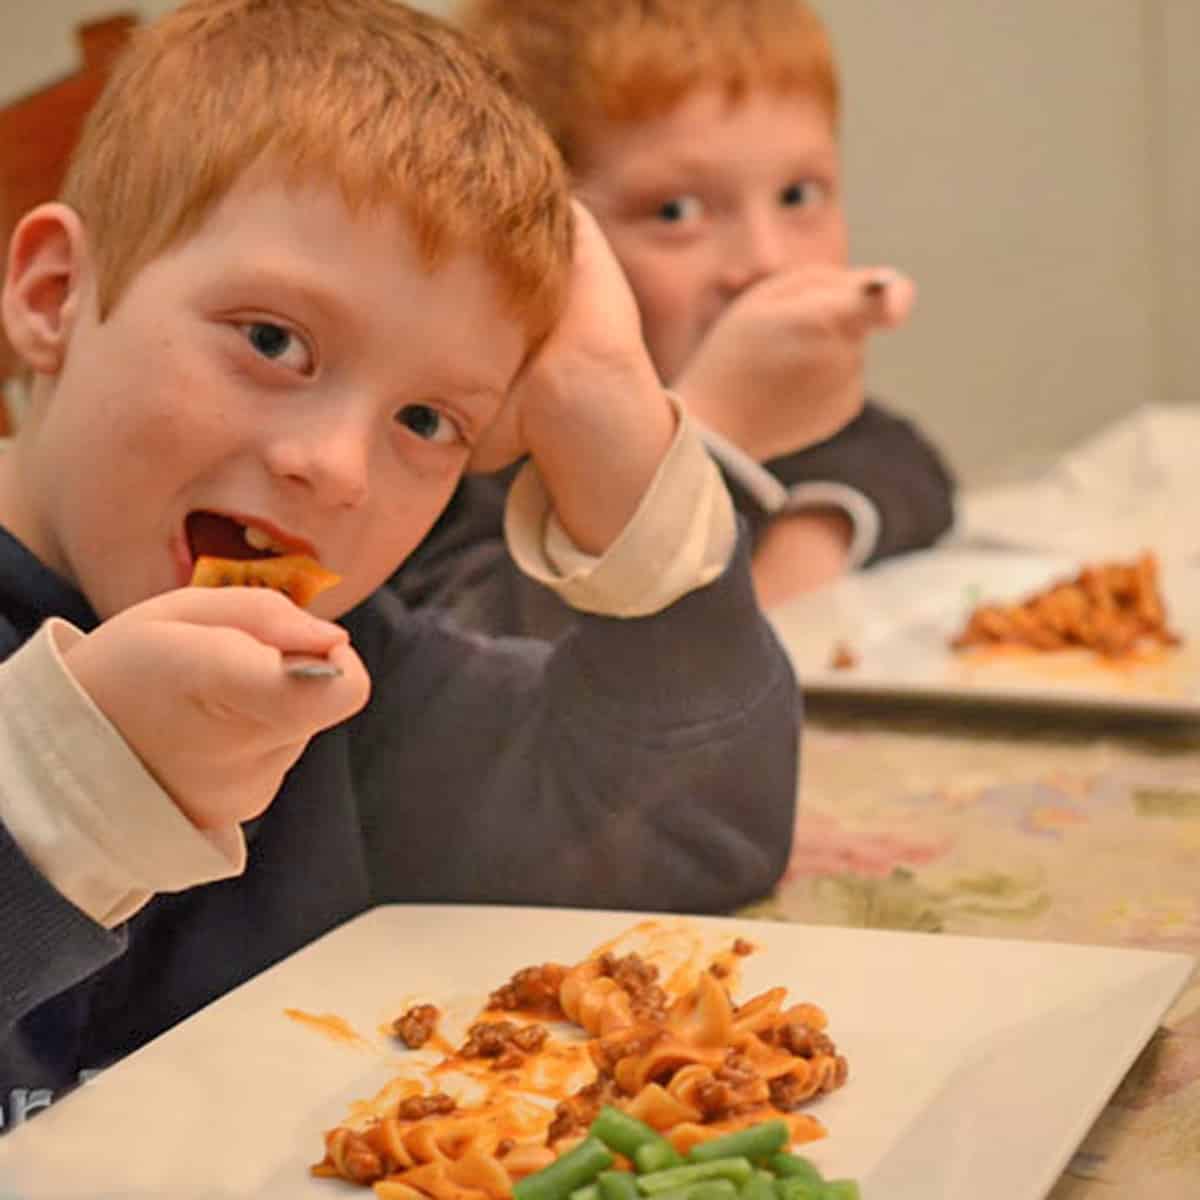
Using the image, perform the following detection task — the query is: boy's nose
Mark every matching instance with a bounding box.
[719,208,788,294]
[263,418,370,508]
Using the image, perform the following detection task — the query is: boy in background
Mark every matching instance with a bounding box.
[0,0,798,1123]
[396,0,955,632]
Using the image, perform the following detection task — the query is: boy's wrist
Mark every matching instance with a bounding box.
[0,620,246,929]
[672,376,756,459]
[523,363,676,554]
[505,393,735,615]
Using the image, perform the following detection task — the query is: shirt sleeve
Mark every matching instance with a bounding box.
[761,401,956,567]
[504,394,738,616]
[695,420,880,568]
[0,619,245,928]
[779,481,881,568]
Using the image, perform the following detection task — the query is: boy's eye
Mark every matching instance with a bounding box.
[240,321,313,373]
[655,195,702,224]
[779,180,827,209]
[396,404,461,447]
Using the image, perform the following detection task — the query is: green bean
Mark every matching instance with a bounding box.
[687,1184,739,1200]
[513,1137,615,1200]
[570,1186,599,1200]
[765,1154,824,1186]
[636,1156,754,1194]
[774,1181,823,1200]
[634,1140,684,1173]
[597,1170,642,1200]
[738,1168,778,1200]
[817,1184,860,1200]
[686,1122,789,1165]
[644,1181,740,1200]
[590,1107,676,1162]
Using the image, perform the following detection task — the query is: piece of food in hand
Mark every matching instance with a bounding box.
[190,554,341,609]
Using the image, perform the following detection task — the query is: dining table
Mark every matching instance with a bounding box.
[761,541,1200,1199]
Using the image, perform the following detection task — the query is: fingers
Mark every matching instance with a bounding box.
[190,628,370,737]
[129,585,349,655]
[755,265,916,336]
[855,267,917,329]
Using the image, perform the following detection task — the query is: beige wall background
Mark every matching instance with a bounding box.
[2,0,1194,487]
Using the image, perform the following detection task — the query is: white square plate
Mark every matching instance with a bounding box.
[768,548,1200,717]
[0,905,1192,1200]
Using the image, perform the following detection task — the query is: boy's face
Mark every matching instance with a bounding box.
[17,175,526,620]
[577,87,848,384]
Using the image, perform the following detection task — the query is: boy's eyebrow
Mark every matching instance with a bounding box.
[616,147,838,191]
[218,263,350,323]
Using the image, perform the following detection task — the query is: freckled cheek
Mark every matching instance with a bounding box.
[366,468,462,564]
[113,360,243,468]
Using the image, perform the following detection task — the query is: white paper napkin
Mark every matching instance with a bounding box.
[959,404,1200,562]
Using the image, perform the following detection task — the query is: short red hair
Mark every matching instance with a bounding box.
[457,0,840,171]
[61,0,573,347]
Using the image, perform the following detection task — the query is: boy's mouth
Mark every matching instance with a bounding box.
[184,511,308,564]
[184,511,342,607]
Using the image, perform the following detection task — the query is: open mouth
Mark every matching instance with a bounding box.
[185,511,303,564]
[184,511,341,608]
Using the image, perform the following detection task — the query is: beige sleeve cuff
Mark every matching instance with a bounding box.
[0,619,246,928]
[503,394,738,617]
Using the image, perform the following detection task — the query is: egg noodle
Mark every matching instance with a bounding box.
[312,920,848,1197]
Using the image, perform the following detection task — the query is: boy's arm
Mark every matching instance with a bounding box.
[417,202,739,637]
[352,523,799,915]
[370,203,797,911]
[758,400,957,566]
[0,622,243,1032]
[0,590,368,1034]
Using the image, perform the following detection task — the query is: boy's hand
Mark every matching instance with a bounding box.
[469,202,675,555]
[63,589,370,830]
[674,266,916,463]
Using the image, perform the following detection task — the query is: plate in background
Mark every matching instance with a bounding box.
[769,548,1200,717]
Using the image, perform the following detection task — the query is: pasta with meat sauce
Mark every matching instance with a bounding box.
[313,929,847,1196]
[951,552,1181,658]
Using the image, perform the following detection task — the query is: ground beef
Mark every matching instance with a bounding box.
[488,964,569,1016]
[391,1003,440,1049]
[598,952,667,1021]
[460,1020,549,1069]
[395,1092,457,1121]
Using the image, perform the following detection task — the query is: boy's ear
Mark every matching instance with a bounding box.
[2,203,90,375]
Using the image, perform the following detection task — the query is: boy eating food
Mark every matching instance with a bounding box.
[395,0,955,630]
[0,0,798,1126]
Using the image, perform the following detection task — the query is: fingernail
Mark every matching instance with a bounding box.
[284,659,343,680]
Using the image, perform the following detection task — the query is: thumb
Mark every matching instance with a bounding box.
[859,268,917,330]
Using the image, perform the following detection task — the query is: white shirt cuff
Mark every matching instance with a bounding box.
[0,619,246,928]
[781,481,881,569]
[694,423,879,567]
[696,423,790,514]
[503,395,737,616]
